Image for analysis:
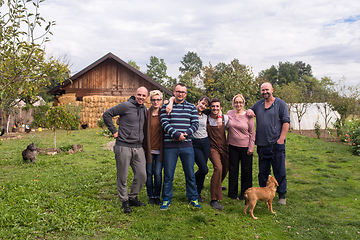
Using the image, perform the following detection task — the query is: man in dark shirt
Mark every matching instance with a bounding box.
[103,86,148,213]
[249,82,290,205]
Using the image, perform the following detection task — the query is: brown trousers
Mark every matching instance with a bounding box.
[207,115,229,201]
[209,147,229,200]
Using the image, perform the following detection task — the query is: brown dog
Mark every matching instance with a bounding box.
[243,175,279,219]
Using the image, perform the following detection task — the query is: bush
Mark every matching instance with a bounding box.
[314,116,321,139]
[96,118,112,137]
[32,104,51,127]
[96,118,105,128]
[65,104,82,130]
[343,119,360,155]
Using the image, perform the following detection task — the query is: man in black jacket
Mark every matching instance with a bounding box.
[103,86,148,213]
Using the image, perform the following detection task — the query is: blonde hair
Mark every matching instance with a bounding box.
[149,90,163,100]
[232,94,245,108]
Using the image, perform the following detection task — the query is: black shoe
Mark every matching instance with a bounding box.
[198,194,205,202]
[122,200,132,214]
[210,200,224,210]
[148,198,155,205]
[154,198,162,205]
[222,186,227,190]
[129,196,146,207]
[238,195,245,200]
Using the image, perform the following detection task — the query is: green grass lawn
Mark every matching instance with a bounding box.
[0,128,359,239]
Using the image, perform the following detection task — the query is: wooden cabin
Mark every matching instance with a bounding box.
[49,52,173,102]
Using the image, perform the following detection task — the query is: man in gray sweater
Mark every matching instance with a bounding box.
[103,86,148,213]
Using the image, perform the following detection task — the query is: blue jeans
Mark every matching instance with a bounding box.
[192,137,210,195]
[162,147,198,201]
[146,154,163,198]
[257,142,287,195]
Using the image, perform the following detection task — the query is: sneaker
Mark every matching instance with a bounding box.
[148,198,155,205]
[122,200,132,214]
[154,198,162,206]
[222,186,227,190]
[198,194,205,203]
[210,200,224,210]
[160,199,171,210]
[129,196,146,207]
[278,198,286,205]
[189,199,201,209]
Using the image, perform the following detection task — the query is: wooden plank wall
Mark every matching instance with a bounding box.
[63,59,155,98]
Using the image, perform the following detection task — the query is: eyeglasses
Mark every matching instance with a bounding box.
[234,101,244,105]
[151,99,162,102]
[175,91,187,94]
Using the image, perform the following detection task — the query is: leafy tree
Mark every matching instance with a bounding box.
[21,56,71,104]
[313,76,336,137]
[127,60,140,70]
[294,61,313,79]
[0,0,56,103]
[179,72,204,104]
[258,61,313,87]
[329,78,360,125]
[316,102,334,138]
[212,60,257,112]
[257,65,278,86]
[201,63,217,98]
[179,51,203,79]
[45,104,80,148]
[277,81,312,135]
[146,56,169,85]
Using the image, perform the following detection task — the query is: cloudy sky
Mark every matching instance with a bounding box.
[37,0,360,86]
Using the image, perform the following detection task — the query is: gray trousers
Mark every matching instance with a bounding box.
[113,145,146,202]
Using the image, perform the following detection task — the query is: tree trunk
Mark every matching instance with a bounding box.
[54,128,57,149]
[6,115,10,135]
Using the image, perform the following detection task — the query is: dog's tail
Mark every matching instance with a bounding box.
[244,193,249,205]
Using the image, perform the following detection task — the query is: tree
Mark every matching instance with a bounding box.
[313,76,336,138]
[277,81,312,135]
[212,60,258,112]
[127,60,140,70]
[257,61,313,87]
[201,63,217,98]
[45,104,80,148]
[0,0,56,103]
[329,78,360,125]
[21,56,71,104]
[179,51,203,79]
[316,103,333,138]
[257,65,278,86]
[179,72,204,104]
[146,56,169,85]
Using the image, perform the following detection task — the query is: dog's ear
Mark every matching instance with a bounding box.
[272,177,279,186]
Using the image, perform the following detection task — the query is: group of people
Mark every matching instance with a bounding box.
[103,82,290,213]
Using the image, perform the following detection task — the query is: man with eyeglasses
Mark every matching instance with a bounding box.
[247,82,290,205]
[103,86,149,213]
[159,82,200,210]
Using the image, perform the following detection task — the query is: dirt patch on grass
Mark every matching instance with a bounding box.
[0,133,22,140]
[290,129,338,142]
[103,141,115,151]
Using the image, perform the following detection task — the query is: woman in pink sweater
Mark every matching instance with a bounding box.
[226,94,255,200]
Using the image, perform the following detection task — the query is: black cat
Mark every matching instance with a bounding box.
[22,143,37,163]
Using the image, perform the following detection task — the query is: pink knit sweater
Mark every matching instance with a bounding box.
[226,110,255,151]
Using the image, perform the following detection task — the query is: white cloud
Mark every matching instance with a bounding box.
[34,0,360,85]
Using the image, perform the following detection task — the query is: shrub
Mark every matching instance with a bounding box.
[314,116,321,139]
[96,118,112,137]
[343,119,360,155]
[96,118,105,128]
[32,104,51,127]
